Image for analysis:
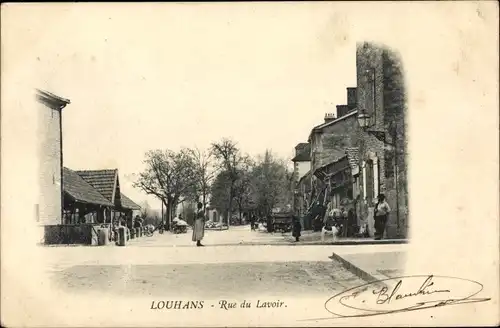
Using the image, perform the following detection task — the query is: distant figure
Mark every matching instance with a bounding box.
[374,194,391,240]
[292,215,302,242]
[250,215,256,231]
[192,202,206,247]
[134,215,142,228]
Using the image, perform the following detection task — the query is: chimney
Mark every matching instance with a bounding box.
[324,113,336,123]
[347,87,357,108]
[336,105,351,118]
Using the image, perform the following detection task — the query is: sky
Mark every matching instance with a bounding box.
[21,4,358,210]
[3,2,495,213]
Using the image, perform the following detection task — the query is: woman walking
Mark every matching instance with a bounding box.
[374,194,391,240]
[192,202,206,247]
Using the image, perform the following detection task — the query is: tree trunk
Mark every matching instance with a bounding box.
[202,192,207,214]
[165,197,174,231]
[227,184,234,227]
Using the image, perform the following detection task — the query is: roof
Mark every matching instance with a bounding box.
[345,147,359,170]
[292,143,311,162]
[314,147,360,180]
[36,89,71,109]
[298,170,312,185]
[313,148,348,178]
[75,169,119,203]
[120,193,141,210]
[295,142,309,150]
[316,148,347,172]
[63,168,114,206]
[308,110,358,141]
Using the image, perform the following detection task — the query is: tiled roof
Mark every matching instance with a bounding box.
[120,193,141,210]
[292,143,311,162]
[63,168,113,206]
[345,147,359,170]
[75,169,118,203]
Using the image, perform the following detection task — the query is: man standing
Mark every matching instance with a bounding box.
[374,194,391,240]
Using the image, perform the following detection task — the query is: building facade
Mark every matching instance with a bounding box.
[291,142,311,215]
[308,87,359,204]
[36,89,70,227]
[356,42,408,238]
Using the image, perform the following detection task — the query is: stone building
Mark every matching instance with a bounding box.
[35,89,71,230]
[291,143,311,184]
[308,86,359,203]
[356,42,408,238]
[291,142,311,213]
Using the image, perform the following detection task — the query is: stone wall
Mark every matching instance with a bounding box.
[311,113,359,174]
[37,101,62,226]
[382,48,408,238]
[356,42,408,239]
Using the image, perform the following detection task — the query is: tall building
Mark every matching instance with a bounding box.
[35,89,70,227]
[356,42,408,238]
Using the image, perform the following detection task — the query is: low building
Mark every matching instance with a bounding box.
[63,167,114,225]
[75,169,142,229]
[119,193,141,222]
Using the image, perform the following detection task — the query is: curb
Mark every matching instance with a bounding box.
[330,252,388,288]
[285,239,408,246]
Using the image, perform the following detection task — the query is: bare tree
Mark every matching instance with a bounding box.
[233,156,255,223]
[210,170,233,216]
[210,138,242,226]
[252,150,290,216]
[140,200,152,219]
[187,147,216,212]
[134,149,196,230]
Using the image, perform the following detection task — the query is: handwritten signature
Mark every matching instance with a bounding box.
[307,275,490,320]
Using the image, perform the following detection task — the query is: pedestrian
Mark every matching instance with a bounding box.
[134,215,142,229]
[192,202,206,247]
[374,194,391,240]
[292,214,302,242]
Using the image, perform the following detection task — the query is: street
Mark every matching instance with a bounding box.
[45,226,368,299]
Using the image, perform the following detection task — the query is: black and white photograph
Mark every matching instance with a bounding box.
[1,2,498,327]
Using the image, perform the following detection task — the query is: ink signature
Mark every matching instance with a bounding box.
[305,275,490,321]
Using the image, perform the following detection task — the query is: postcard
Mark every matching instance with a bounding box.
[1,2,498,327]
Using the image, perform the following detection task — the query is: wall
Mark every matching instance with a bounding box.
[382,48,409,238]
[310,113,359,175]
[296,161,310,181]
[37,100,62,226]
